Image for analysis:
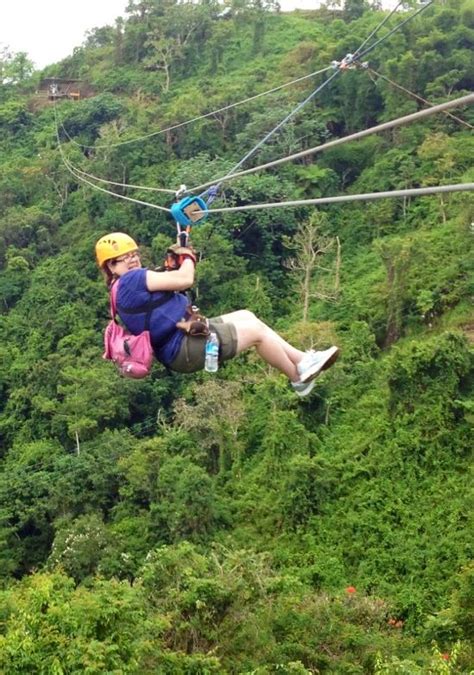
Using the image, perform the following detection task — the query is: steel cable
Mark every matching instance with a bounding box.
[201,183,474,215]
[187,93,474,194]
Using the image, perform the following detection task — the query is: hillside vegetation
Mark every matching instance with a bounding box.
[0,0,473,672]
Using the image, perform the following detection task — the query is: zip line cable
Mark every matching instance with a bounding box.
[56,64,333,194]
[56,0,473,214]
[201,183,474,215]
[58,65,339,197]
[197,2,411,199]
[193,0,437,199]
[56,102,474,218]
[366,66,474,130]
[217,70,342,182]
[351,0,405,59]
[59,65,334,151]
[200,85,339,200]
[57,1,436,201]
[57,92,473,215]
[187,93,474,194]
[68,163,172,213]
[355,0,435,63]
[60,1,422,197]
[236,0,435,170]
[54,105,171,213]
[66,163,176,195]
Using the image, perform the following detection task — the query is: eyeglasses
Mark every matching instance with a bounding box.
[111,250,140,264]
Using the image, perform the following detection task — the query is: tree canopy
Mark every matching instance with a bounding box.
[0,0,473,671]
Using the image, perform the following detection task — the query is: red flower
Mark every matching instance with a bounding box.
[387,618,404,628]
[346,586,356,594]
[440,653,450,661]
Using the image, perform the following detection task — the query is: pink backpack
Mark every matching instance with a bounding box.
[103,281,155,379]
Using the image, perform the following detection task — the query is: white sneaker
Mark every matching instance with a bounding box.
[297,346,340,383]
[291,378,317,397]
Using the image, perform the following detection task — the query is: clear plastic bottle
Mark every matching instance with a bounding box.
[204,331,219,373]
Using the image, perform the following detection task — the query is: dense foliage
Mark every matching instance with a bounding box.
[0,0,473,672]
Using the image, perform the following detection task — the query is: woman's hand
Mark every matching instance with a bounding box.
[146,258,195,292]
[164,244,197,270]
[171,244,197,266]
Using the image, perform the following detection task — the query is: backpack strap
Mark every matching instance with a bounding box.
[110,281,119,320]
[109,280,173,331]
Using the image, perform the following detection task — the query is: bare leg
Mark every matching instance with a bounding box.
[219,310,305,381]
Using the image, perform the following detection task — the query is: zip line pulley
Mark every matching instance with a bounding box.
[171,195,209,226]
[171,184,208,227]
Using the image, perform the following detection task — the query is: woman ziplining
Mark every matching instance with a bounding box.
[84,1,468,397]
[95,232,339,397]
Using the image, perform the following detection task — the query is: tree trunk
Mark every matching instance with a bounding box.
[334,236,341,295]
[439,194,447,224]
[303,265,311,322]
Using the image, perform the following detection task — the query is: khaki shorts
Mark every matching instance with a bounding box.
[169,318,238,373]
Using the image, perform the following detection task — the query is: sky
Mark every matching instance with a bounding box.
[1,0,322,70]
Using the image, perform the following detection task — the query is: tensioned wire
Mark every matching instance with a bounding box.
[60,1,426,194]
[191,0,437,197]
[365,66,473,130]
[354,0,435,63]
[58,0,436,198]
[200,183,474,215]
[197,2,411,195]
[58,0,466,213]
[65,163,175,195]
[55,93,473,213]
[214,69,341,183]
[351,0,405,59]
[54,103,171,213]
[59,65,334,151]
[57,0,421,157]
[66,163,171,213]
[57,65,334,194]
[187,93,474,194]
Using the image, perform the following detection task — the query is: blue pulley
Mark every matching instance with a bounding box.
[171,196,208,227]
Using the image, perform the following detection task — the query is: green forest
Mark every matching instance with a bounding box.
[0,0,473,672]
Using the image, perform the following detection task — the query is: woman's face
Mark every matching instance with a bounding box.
[107,250,141,276]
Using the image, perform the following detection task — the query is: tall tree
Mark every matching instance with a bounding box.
[284,212,341,322]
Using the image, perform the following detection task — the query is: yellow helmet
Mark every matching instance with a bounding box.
[95,232,138,267]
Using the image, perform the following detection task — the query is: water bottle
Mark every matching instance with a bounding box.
[204,331,219,373]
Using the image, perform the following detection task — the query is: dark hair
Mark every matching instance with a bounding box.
[100,263,116,289]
